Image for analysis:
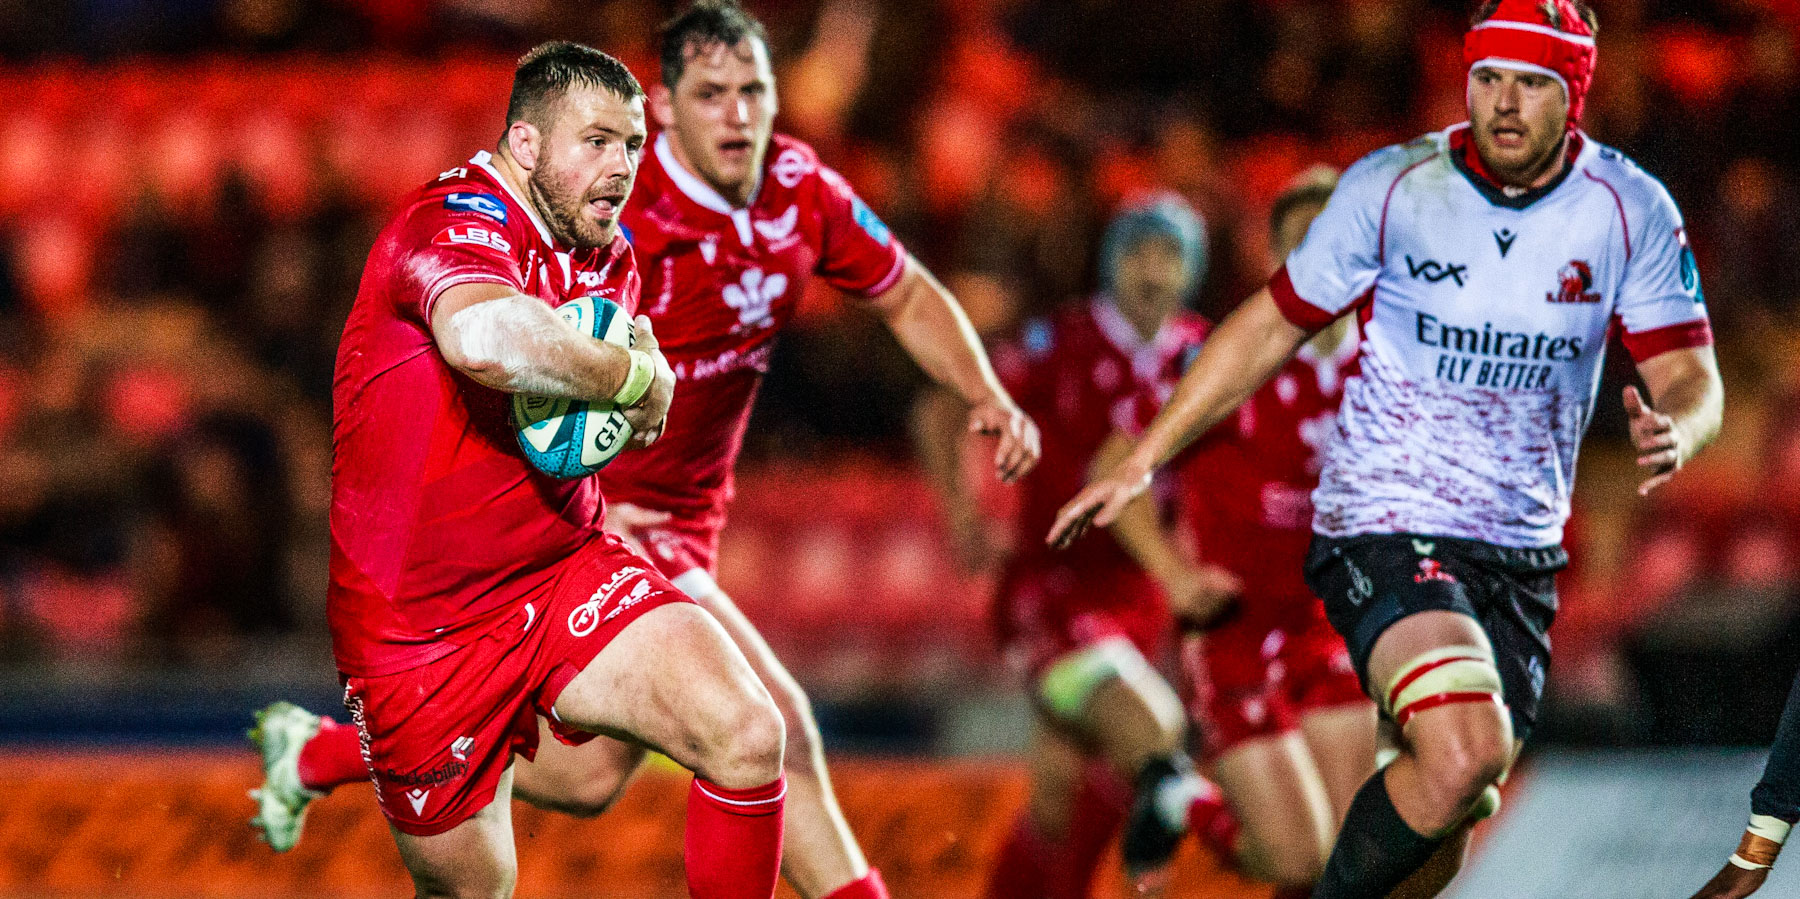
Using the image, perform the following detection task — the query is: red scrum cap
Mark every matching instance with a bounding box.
[1464,0,1598,125]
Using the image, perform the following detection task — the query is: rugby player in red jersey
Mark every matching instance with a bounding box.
[308,41,794,899]
[915,193,1229,898]
[1053,2,1723,895]
[1101,170,1376,897]
[250,5,1038,898]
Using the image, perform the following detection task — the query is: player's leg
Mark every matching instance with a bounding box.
[1184,624,1344,890]
[1298,705,1379,822]
[248,705,648,850]
[1313,610,1511,899]
[248,701,361,851]
[508,718,647,817]
[552,600,786,899]
[985,719,1092,899]
[390,766,520,899]
[1286,615,1379,823]
[675,568,886,899]
[1054,639,1228,891]
[1212,733,1335,886]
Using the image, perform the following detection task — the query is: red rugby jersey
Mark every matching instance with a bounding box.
[998,299,1211,579]
[598,133,907,526]
[1169,329,1360,610]
[329,150,641,677]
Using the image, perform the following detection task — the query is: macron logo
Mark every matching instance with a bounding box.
[406,789,431,815]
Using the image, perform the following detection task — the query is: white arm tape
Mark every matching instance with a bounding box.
[1750,814,1793,844]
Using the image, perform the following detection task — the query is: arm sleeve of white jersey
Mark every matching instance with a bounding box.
[1268,152,1391,331]
[1615,181,1713,362]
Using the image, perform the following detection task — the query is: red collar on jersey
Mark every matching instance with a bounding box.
[1464,0,1597,127]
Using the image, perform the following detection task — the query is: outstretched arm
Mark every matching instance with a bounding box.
[1090,431,1242,626]
[911,386,1006,573]
[1048,287,1311,548]
[871,256,1040,483]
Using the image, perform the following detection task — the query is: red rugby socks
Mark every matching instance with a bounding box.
[821,869,890,899]
[1062,763,1130,897]
[984,813,1056,899]
[686,775,786,899]
[298,717,367,792]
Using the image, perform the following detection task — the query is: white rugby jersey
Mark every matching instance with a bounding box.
[1270,124,1712,548]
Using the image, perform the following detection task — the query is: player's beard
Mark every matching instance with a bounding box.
[529,162,625,250]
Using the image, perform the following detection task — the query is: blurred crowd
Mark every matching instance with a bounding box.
[0,0,1796,729]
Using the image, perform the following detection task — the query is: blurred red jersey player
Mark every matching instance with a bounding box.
[1105,169,1376,897]
[916,193,1229,899]
[250,4,1039,899]
[291,40,798,899]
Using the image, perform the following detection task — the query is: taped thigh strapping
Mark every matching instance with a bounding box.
[1383,646,1505,729]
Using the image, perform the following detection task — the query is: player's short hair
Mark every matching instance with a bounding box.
[507,41,644,131]
[1269,168,1340,239]
[659,0,769,89]
[1472,0,1598,36]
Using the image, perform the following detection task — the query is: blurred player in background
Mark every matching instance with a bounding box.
[1687,670,1800,898]
[1051,1,1724,895]
[1099,168,1376,897]
[251,4,1038,899]
[317,41,794,899]
[915,193,1229,898]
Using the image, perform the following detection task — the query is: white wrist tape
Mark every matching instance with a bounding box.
[614,350,655,407]
[1728,814,1791,870]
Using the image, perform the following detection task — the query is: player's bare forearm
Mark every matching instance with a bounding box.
[1092,432,1185,583]
[911,387,975,516]
[1128,288,1311,475]
[873,257,1011,409]
[877,257,1041,482]
[430,282,632,401]
[1638,345,1724,460]
[1627,345,1723,494]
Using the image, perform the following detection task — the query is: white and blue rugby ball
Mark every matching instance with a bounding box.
[512,295,636,478]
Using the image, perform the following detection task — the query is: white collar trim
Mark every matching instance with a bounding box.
[1092,297,1186,382]
[655,134,762,246]
[655,133,750,215]
[469,150,556,249]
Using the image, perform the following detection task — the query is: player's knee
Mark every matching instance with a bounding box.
[1383,646,1510,823]
[764,671,825,777]
[1260,851,1326,889]
[537,773,631,819]
[698,689,786,789]
[411,862,516,899]
[1412,729,1510,829]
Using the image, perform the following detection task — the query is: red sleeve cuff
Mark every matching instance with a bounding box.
[1621,318,1713,362]
[857,245,909,298]
[1268,266,1337,332]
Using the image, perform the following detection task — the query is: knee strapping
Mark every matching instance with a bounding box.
[1038,637,1149,722]
[1382,646,1504,729]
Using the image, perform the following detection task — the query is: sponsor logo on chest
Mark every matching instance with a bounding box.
[1406,255,1468,288]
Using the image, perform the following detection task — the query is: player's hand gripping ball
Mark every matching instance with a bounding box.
[512,295,635,477]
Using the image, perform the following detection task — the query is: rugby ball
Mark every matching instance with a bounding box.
[512,295,635,478]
